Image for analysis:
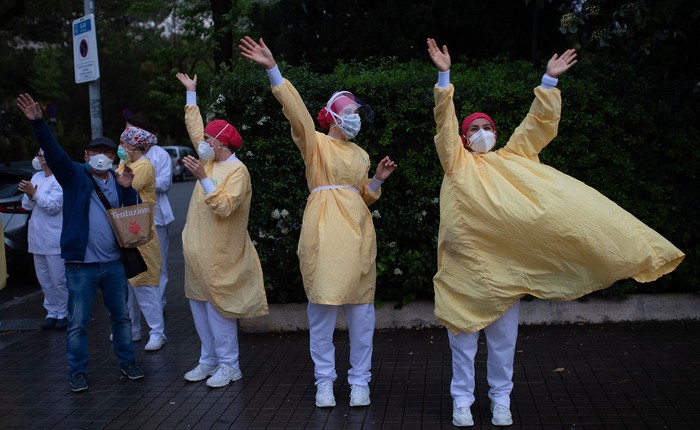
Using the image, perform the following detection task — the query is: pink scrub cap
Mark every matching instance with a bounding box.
[461,112,496,146]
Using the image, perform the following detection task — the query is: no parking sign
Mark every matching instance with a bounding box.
[72,14,100,83]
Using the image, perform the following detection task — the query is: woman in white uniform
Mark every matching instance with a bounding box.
[240,36,397,408]
[427,38,684,427]
[20,149,68,330]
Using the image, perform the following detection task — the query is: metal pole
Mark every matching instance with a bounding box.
[84,0,102,138]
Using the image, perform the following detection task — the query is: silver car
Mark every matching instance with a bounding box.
[163,145,197,182]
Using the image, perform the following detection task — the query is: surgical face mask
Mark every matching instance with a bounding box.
[332,113,361,139]
[117,146,129,162]
[467,129,496,153]
[198,141,215,161]
[88,154,113,172]
[32,157,42,171]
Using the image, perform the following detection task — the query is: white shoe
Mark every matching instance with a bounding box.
[144,335,166,351]
[349,384,370,406]
[184,364,218,382]
[206,364,242,388]
[452,401,474,427]
[109,333,141,342]
[315,380,336,408]
[491,403,513,426]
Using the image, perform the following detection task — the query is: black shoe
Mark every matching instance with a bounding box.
[70,374,88,392]
[121,363,144,380]
[54,317,69,330]
[41,318,57,329]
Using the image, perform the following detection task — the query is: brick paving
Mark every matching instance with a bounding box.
[1,284,698,429]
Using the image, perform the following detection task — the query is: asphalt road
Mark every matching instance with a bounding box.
[0,178,196,306]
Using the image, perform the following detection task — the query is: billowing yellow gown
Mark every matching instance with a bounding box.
[271,79,382,305]
[117,157,161,286]
[433,84,685,335]
[182,105,268,319]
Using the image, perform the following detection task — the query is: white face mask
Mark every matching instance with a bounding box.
[197,141,215,161]
[32,157,42,171]
[88,154,113,172]
[468,129,496,153]
[331,113,361,140]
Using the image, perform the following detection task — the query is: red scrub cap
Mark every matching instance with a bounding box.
[461,112,496,146]
[204,119,243,150]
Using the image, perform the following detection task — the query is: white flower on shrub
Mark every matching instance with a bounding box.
[258,229,265,238]
[393,268,403,275]
[421,210,427,216]
[389,241,397,248]
[372,210,381,219]
[271,209,281,219]
[257,115,270,126]
[215,94,226,105]
[281,227,289,234]
[252,240,257,246]
[240,124,250,131]
[281,209,289,217]
[433,197,439,204]
[246,150,254,157]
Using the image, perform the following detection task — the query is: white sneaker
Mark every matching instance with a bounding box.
[109,333,141,342]
[206,364,242,388]
[452,401,474,427]
[315,380,336,408]
[144,335,166,351]
[349,384,370,407]
[184,364,218,382]
[491,403,513,426]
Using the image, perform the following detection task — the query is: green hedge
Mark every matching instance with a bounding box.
[202,57,697,303]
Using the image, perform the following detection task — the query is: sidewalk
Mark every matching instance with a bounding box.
[1,279,699,429]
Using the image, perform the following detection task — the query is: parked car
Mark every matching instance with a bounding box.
[163,145,197,182]
[0,161,35,274]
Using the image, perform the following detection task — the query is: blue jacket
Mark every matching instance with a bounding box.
[30,119,137,261]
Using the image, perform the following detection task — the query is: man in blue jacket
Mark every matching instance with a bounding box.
[17,93,145,393]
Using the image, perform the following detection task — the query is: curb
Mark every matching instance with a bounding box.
[239,293,700,333]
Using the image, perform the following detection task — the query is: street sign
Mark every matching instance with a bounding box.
[72,14,100,84]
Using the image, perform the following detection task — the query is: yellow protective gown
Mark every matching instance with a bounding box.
[117,157,161,286]
[433,84,685,335]
[181,105,268,319]
[271,79,382,305]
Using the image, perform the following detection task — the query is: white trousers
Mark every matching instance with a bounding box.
[448,300,520,408]
[155,224,170,308]
[307,302,375,386]
[190,299,239,369]
[34,254,68,319]
[128,284,165,338]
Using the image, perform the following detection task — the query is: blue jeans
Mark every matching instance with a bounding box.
[65,260,135,378]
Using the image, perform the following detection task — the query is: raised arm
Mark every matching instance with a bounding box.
[428,39,464,174]
[502,49,576,160]
[546,49,577,78]
[427,38,451,73]
[239,36,277,70]
[176,72,205,148]
[176,72,197,92]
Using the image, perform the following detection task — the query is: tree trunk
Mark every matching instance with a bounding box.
[211,0,234,68]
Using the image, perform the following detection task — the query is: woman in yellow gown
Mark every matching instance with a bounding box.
[240,36,397,409]
[117,126,165,351]
[175,72,268,389]
[427,38,684,427]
